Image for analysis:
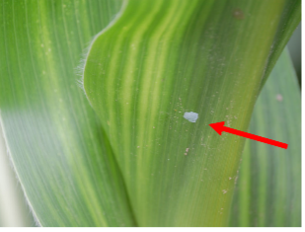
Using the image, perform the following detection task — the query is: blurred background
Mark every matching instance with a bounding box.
[0,23,301,227]
[0,123,36,226]
[288,23,301,86]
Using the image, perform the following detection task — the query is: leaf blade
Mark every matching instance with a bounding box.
[0,0,136,226]
[83,0,301,226]
[229,49,301,227]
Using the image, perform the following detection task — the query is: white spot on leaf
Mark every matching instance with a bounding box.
[183,112,198,123]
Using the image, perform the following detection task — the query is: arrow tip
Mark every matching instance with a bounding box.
[209,121,225,135]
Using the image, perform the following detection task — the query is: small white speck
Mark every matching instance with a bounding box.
[183,112,198,123]
[229,177,232,180]
[222,190,227,194]
[276,94,283,102]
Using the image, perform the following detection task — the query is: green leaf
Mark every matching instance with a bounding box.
[229,49,301,227]
[0,0,136,226]
[1,0,301,227]
[83,0,300,226]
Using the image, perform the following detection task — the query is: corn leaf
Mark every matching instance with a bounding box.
[83,0,300,226]
[229,49,301,227]
[0,0,301,227]
[0,0,136,226]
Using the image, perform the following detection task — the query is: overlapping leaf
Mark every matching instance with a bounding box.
[0,0,136,226]
[0,0,301,227]
[83,0,300,226]
[230,49,301,227]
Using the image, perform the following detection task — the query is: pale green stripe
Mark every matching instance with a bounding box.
[84,0,300,227]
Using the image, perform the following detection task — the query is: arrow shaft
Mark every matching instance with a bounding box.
[223,126,288,149]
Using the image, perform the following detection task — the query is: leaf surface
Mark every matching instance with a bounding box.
[83,0,301,226]
[229,49,301,227]
[0,0,136,226]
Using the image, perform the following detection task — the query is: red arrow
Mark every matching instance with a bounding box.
[209,121,288,149]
